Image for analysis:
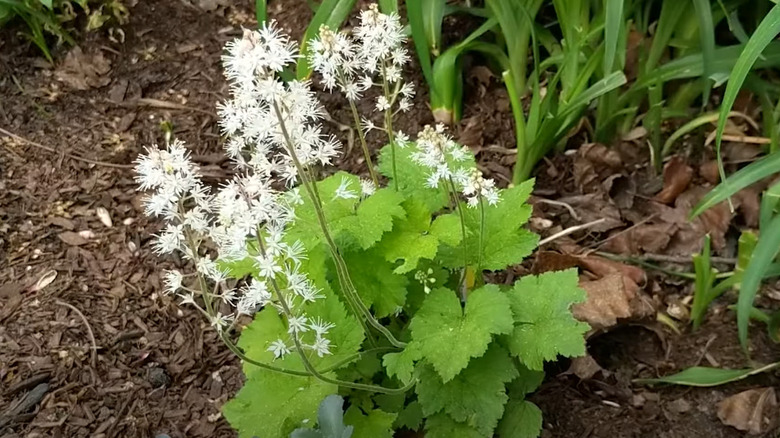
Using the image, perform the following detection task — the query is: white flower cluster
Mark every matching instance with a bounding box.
[135,22,339,360]
[410,124,500,207]
[219,25,341,184]
[309,5,414,113]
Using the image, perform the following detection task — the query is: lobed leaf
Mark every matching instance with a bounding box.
[506,269,589,369]
[415,346,518,436]
[496,400,542,438]
[408,285,514,382]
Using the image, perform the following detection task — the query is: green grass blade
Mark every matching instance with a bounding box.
[691,235,716,330]
[635,362,780,387]
[296,0,357,80]
[603,0,623,75]
[692,0,715,105]
[738,214,780,351]
[714,3,780,193]
[646,0,688,71]
[662,111,750,156]
[406,0,433,88]
[255,0,266,26]
[378,0,397,14]
[559,71,627,120]
[760,182,780,230]
[631,42,780,93]
[423,0,446,56]
[690,152,780,219]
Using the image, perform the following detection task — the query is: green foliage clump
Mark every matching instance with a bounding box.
[220,140,589,438]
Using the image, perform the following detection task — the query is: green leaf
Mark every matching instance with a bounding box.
[691,153,780,219]
[377,199,462,274]
[409,285,514,382]
[288,172,404,251]
[238,293,364,375]
[439,180,539,271]
[378,143,460,212]
[507,269,589,370]
[603,0,624,76]
[634,362,780,387]
[738,214,780,351]
[343,406,396,438]
[291,395,353,438]
[223,371,337,438]
[342,248,408,317]
[424,413,485,438]
[496,400,542,438]
[39,0,52,9]
[395,401,424,431]
[382,344,420,384]
[714,3,780,189]
[507,363,545,397]
[416,346,518,436]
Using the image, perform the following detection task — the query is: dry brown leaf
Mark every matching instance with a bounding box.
[653,156,693,204]
[566,355,605,380]
[578,255,646,285]
[733,188,761,227]
[532,251,580,274]
[574,273,637,330]
[699,161,720,185]
[58,231,89,246]
[55,46,112,90]
[556,194,624,232]
[717,388,777,435]
[457,116,484,149]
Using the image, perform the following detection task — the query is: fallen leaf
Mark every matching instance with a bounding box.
[556,194,624,232]
[566,354,605,380]
[31,270,57,292]
[578,255,646,286]
[699,161,720,185]
[717,388,777,435]
[654,156,693,204]
[574,273,638,330]
[58,231,88,246]
[457,116,484,148]
[532,251,580,274]
[55,46,112,90]
[48,216,75,230]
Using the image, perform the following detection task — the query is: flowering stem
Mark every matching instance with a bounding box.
[380,60,399,190]
[348,99,380,187]
[257,235,412,394]
[272,101,406,349]
[447,176,470,301]
[477,196,486,277]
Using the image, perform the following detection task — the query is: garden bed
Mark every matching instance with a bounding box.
[1,1,778,437]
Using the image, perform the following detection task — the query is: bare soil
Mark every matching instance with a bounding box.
[1,1,778,437]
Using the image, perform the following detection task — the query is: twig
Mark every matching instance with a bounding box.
[586,214,657,249]
[534,198,581,221]
[105,97,216,117]
[55,299,98,368]
[538,218,607,246]
[609,252,738,265]
[0,127,134,169]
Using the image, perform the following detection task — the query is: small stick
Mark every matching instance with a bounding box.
[534,198,581,221]
[55,299,98,368]
[0,127,134,169]
[538,218,607,246]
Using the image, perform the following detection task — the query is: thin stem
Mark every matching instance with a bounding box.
[380,59,398,190]
[477,197,486,274]
[337,67,379,187]
[447,176,469,301]
[258,236,412,394]
[271,101,406,349]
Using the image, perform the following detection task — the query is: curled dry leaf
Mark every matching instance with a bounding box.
[31,270,58,293]
[717,388,777,435]
[58,231,88,246]
[574,273,637,330]
[653,156,693,204]
[566,354,606,380]
[55,46,112,90]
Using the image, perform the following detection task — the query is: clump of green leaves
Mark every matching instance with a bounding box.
[221,138,589,438]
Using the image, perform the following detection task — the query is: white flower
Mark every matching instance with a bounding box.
[210,312,234,332]
[163,270,183,295]
[462,168,500,207]
[288,315,309,334]
[310,336,332,357]
[360,178,376,196]
[268,339,291,358]
[375,96,391,112]
[333,176,359,200]
[255,253,282,278]
[309,317,335,337]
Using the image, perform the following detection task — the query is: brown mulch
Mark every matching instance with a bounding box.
[1,1,779,438]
